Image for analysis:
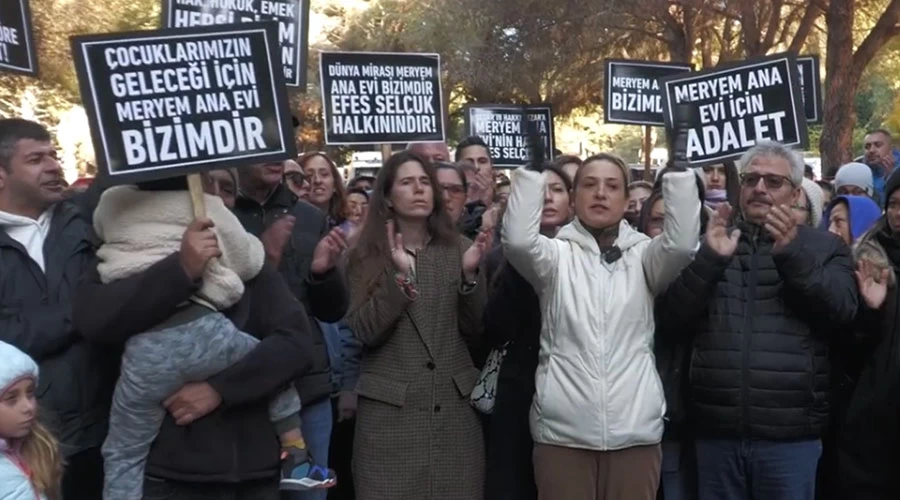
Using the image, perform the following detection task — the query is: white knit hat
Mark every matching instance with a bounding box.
[0,341,38,395]
[800,178,825,228]
[834,162,874,196]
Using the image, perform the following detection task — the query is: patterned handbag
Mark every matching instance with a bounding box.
[470,343,508,414]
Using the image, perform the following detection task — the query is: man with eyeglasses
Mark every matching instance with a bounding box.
[655,140,858,499]
[283,160,311,201]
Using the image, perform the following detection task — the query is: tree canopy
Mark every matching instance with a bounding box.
[4,0,900,176]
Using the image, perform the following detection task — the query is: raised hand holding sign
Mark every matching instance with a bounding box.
[72,24,296,185]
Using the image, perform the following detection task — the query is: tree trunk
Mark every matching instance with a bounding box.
[820,0,856,177]
[701,30,714,68]
[821,0,900,177]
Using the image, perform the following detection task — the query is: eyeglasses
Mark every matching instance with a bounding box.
[740,173,794,190]
[201,171,235,191]
[790,204,809,212]
[284,172,307,186]
[441,184,467,197]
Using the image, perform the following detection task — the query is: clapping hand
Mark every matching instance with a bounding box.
[310,227,349,275]
[468,168,495,207]
[765,205,799,254]
[462,229,492,280]
[387,220,411,275]
[260,215,296,267]
[705,203,740,257]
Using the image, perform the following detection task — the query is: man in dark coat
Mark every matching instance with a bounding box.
[74,206,317,499]
[234,161,349,500]
[655,141,858,499]
[0,118,115,499]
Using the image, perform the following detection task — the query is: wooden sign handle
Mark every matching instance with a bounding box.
[186,172,218,269]
[643,125,653,182]
[187,173,207,218]
[381,144,392,164]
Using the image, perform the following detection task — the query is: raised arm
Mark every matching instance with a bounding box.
[208,195,264,281]
[774,229,859,330]
[74,219,217,344]
[206,264,315,407]
[306,205,350,323]
[457,238,487,346]
[654,243,731,336]
[307,266,350,323]
[501,167,559,290]
[345,264,414,348]
[654,203,739,335]
[73,253,198,345]
[642,170,701,295]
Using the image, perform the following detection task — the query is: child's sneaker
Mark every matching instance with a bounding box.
[280,446,337,491]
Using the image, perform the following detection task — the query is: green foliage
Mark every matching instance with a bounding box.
[4,0,900,170]
[0,0,162,118]
[855,74,896,132]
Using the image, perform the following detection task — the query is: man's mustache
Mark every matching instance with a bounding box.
[749,196,772,206]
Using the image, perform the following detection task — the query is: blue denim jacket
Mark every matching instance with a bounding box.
[319,320,362,394]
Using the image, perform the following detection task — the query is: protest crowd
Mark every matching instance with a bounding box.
[7,117,900,500]
[5,1,900,500]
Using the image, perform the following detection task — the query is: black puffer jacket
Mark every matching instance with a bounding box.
[656,222,858,440]
[0,201,117,456]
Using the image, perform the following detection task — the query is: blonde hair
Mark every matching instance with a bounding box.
[18,421,63,500]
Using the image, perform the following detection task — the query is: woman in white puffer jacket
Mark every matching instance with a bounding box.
[501,154,699,500]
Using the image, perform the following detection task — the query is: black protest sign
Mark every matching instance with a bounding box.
[72,24,296,184]
[604,60,692,126]
[320,51,444,145]
[162,0,309,87]
[464,105,554,167]
[0,0,37,76]
[797,55,822,124]
[660,53,808,166]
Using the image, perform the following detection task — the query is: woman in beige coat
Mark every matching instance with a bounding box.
[346,150,492,500]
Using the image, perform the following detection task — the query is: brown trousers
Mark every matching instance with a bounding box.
[533,443,662,500]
